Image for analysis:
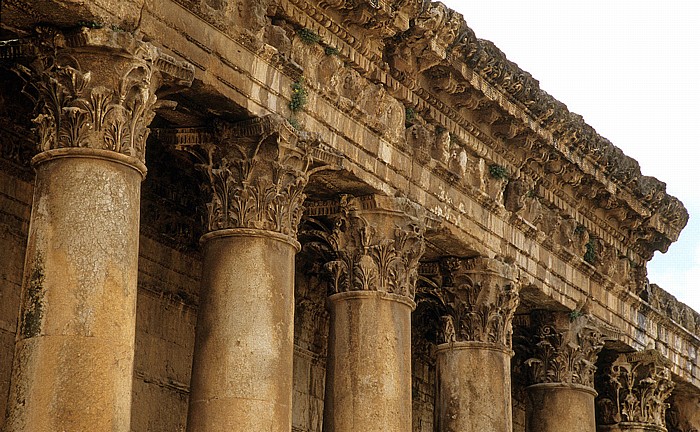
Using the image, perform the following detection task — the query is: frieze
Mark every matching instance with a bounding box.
[282,0,686,257]
[276,0,675,266]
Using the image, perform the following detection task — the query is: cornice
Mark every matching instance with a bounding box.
[276,0,687,259]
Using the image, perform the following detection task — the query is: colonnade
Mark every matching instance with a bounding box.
[2,28,695,432]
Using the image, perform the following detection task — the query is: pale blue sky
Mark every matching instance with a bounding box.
[442,1,700,311]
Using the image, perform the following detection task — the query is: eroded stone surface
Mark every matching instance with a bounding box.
[0,0,699,431]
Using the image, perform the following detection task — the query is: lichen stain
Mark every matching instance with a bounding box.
[21,255,46,339]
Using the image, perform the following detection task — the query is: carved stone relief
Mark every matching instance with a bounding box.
[173,115,315,236]
[13,28,193,164]
[389,2,464,74]
[423,257,520,349]
[597,350,675,429]
[321,194,426,300]
[522,310,605,388]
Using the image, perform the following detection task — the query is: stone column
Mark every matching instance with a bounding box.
[5,28,192,432]
[431,257,520,432]
[522,310,606,432]
[597,349,676,432]
[666,391,700,432]
[175,117,314,432]
[321,195,425,432]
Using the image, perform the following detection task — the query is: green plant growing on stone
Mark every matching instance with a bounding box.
[584,237,597,264]
[569,309,584,321]
[77,21,104,29]
[574,224,586,235]
[287,117,301,131]
[297,28,321,45]
[21,256,45,339]
[489,164,508,180]
[405,107,415,125]
[289,78,308,112]
[324,46,340,56]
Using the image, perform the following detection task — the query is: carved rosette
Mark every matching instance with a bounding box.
[598,350,676,429]
[14,28,194,165]
[523,311,605,388]
[435,257,520,349]
[325,195,426,301]
[175,116,315,238]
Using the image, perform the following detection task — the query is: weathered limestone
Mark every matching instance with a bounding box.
[522,310,607,432]
[179,117,313,432]
[322,195,425,432]
[5,28,192,432]
[667,391,700,432]
[597,350,676,432]
[0,2,699,432]
[431,257,520,432]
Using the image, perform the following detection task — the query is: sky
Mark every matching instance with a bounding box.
[440,1,700,311]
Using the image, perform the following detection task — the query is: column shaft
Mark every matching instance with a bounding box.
[526,383,596,432]
[426,257,519,432]
[186,230,296,431]
[436,342,512,432]
[317,194,426,432]
[324,291,414,432]
[6,150,144,431]
[175,116,311,431]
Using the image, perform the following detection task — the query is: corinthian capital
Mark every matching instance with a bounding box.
[598,350,675,429]
[14,27,194,164]
[435,257,520,349]
[523,310,606,388]
[171,116,315,238]
[323,195,426,300]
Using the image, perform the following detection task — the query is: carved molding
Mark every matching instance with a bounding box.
[9,28,193,165]
[320,195,426,300]
[598,350,675,428]
[388,3,464,74]
[522,310,606,388]
[424,257,520,349]
[171,115,315,238]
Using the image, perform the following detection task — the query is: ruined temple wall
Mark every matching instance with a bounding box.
[0,168,31,431]
[411,354,435,432]
[292,271,329,432]
[0,164,334,431]
[131,236,200,432]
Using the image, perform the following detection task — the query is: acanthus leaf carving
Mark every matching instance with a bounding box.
[523,310,606,388]
[431,257,520,349]
[598,349,676,429]
[11,28,193,163]
[173,116,315,238]
[324,194,426,300]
